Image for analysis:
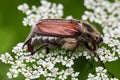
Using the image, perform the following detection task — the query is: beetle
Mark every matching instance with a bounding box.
[22,19,115,78]
[23,19,103,55]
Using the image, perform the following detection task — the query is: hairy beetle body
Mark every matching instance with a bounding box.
[22,19,116,78]
[23,19,103,55]
[27,34,78,50]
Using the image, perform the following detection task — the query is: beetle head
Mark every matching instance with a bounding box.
[82,32,103,44]
[80,22,103,45]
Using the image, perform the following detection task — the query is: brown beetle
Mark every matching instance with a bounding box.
[23,19,103,55]
[22,19,115,78]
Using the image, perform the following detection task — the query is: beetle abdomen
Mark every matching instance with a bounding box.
[30,33,79,50]
[30,34,60,48]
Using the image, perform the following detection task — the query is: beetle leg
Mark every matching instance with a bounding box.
[84,42,114,78]
[28,43,34,53]
[31,43,47,55]
[71,43,79,54]
[23,38,34,53]
[23,38,32,49]
[92,42,97,51]
[46,47,49,54]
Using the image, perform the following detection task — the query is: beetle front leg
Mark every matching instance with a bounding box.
[84,42,114,78]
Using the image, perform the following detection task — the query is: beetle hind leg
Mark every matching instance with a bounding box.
[22,38,34,53]
[46,47,49,54]
[23,38,32,49]
[31,43,48,55]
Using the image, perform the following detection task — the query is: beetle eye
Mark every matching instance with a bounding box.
[85,34,92,40]
[86,34,91,38]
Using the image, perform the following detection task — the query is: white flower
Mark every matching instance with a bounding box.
[83,51,92,59]
[18,3,29,13]
[62,57,74,67]
[46,77,55,80]
[0,52,14,64]
[42,61,54,70]
[23,72,32,79]
[71,78,79,80]
[87,66,119,80]
[7,68,19,78]
[84,0,96,9]
[25,10,32,15]
[7,72,12,79]
[55,55,63,63]
[96,47,118,62]
[110,78,119,80]
[66,15,73,19]
[111,29,120,38]
[96,67,107,73]
[82,11,95,22]
[58,70,67,80]
[31,70,40,79]
[13,60,26,69]
[12,43,27,56]
[58,4,63,10]
[24,56,36,63]
[71,72,80,78]
[50,68,58,77]
[25,78,30,80]
[64,68,74,75]
[87,73,95,80]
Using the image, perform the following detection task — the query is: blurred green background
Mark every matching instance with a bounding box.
[0,0,120,80]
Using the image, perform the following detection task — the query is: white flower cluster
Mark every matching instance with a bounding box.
[82,0,120,62]
[0,43,80,80]
[0,52,14,64]
[87,66,118,80]
[18,0,64,27]
[96,47,118,63]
